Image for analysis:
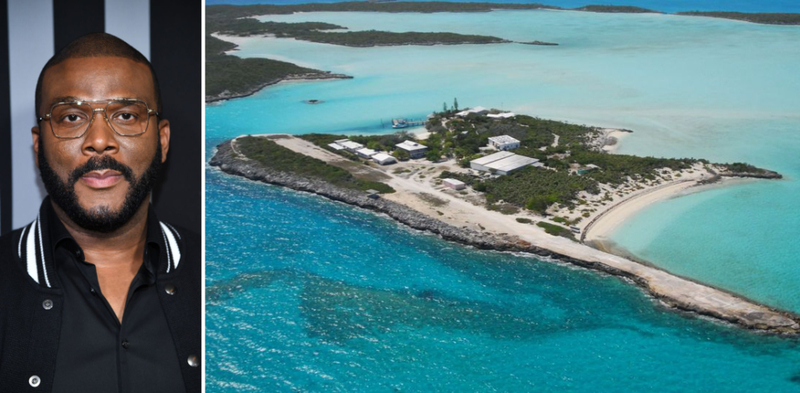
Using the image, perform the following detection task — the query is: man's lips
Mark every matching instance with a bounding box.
[79,170,124,189]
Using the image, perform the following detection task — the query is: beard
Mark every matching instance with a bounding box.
[38,139,162,233]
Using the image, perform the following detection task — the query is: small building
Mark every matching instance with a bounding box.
[456,106,488,117]
[395,140,428,159]
[442,178,466,190]
[339,140,364,152]
[327,142,346,151]
[371,153,397,165]
[355,147,377,158]
[487,112,516,119]
[470,151,540,175]
[488,135,521,151]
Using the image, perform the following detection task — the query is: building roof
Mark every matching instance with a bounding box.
[442,178,466,186]
[340,141,364,150]
[487,112,516,119]
[372,153,396,162]
[471,151,515,166]
[327,143,345,150]
[485,155,539,173]
[488,135,520,145]
[396,140,427,152]
[356,148,377,157]
[456,106,489,117]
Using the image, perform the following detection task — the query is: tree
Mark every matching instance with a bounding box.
[392,149,410,161]
[443,102,448,113]
[453,97,459,111]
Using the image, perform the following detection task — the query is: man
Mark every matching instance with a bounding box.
[0,33,200,392]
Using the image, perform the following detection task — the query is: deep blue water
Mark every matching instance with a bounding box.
[206,0,800,14]
[205,144,800,391]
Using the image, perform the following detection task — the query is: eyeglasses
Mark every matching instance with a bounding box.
[38,98,159,139]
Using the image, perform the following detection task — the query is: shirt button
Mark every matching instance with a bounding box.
[42,299,53,310]
[187,354,199,367]
[121,340,130,349]
[29,375,41,387]
[165,284,177,295]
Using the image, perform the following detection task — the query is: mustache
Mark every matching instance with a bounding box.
[68,156,135,186]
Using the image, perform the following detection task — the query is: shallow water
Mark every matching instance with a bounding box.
[206,5,800,391]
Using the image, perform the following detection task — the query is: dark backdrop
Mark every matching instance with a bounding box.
[0,0,201,236]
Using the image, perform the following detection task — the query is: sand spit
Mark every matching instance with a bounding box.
[210,136,800,335]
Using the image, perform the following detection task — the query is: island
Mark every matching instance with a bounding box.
[206,35,352,102]
[676,12,800,25]
[209,107,799,335]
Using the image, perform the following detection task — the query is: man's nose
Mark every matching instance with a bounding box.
[81,108,119,154]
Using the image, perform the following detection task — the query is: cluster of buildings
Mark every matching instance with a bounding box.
[327,138,433,165]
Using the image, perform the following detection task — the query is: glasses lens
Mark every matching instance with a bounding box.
[50,102,93,138]
[107,100,150,135]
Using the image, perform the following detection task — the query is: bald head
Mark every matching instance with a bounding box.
[35,32,162,116]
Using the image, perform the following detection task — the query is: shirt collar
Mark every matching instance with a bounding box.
[42,197,165,276]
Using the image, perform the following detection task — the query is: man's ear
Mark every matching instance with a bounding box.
[158,119,170,163]
[32,126,41,168]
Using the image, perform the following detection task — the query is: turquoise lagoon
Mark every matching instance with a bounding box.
[206,7,800,391]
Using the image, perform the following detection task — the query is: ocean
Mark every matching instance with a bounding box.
[206,3,800,391]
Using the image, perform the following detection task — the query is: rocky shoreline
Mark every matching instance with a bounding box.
[205,72,352,103]
[210,139,800,335]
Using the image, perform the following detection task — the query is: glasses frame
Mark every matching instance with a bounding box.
[37,98,159,139]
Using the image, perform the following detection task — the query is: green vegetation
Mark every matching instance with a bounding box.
[206,35,339,99]
[235,136,394,193]
[575,5,658,13]
[676,12,800,25]
[296,30,508,47]
[480,167,599,214]
[300,131,415,154]
[515,217,532,224]
[722,162,768,174]
[536,222,576,240]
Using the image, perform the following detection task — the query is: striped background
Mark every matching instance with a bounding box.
[1,0,201,235]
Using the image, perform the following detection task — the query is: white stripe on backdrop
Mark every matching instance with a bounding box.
[7,0,150,229]
[8,0,53,229]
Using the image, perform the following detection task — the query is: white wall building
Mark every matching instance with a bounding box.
[356,147,377,158]
[488,135,521,151]
[442,178,466,190]
[395,140,428,159]
[371,153,397,165]
[470,151,541,175]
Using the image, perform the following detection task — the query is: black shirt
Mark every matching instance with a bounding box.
[47,203,185,393]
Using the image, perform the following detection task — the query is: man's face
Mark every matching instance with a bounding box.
[32,56,170,232]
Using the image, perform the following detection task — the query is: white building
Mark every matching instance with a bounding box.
[339,140,364,152]
[327,142,346,151]
[442,178,466,190]
[371,153,397,165]
[470,151,540,175]
[470,151,514,172]
[487,112,516,119]
[488,135,521,151]
[395,140,428,159]
[456,106,488,117]
[355,147,377,158]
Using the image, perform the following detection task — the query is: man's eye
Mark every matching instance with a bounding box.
[115,112,137,122]
[61,114,85,123]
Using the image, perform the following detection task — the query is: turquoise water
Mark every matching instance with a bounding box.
[206,7,800,391]
[206,166,800,391]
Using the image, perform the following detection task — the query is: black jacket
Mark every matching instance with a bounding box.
[0,200,201,392]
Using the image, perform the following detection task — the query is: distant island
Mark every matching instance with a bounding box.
[206,35,352,102]
[209,107,798,334]
[676,11,800,25]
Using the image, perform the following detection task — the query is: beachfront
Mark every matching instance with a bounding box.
[212,134,799,334]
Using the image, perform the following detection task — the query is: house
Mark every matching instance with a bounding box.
[395,140,428,159]
[355,147,377,158]
[470,151,515,172]
[488,135,521,151]
[327,142,346,151]
[339,140,364,152]
[442,178,466,190]
[371,153,397,165]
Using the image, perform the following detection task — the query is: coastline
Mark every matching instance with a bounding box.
[205,72,352,103]
[209,136,800,335]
